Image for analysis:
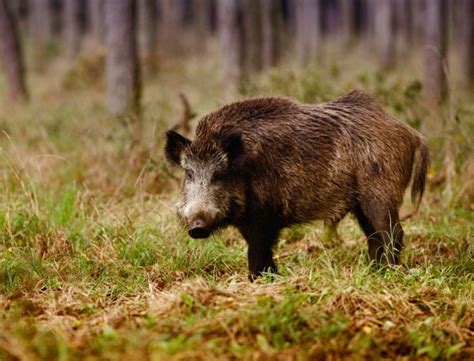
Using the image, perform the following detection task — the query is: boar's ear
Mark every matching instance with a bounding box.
[221,131,244,163]
[165,130,191,166]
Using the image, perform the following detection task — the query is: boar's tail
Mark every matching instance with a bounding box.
[411,136,429,212]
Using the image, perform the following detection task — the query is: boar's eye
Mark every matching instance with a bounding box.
[185,169,194,181]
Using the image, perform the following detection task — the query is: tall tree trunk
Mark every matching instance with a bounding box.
[242,0,263,75]
[105,0,141,117]
[393,0,412,54]
[217,0,243,84]
[7,0,21,15]
[459,0,474,89]
[64,0,82,62]
[29,0,53,47]
[138,0,157,60]
[261,0,283,68]
[410,0,425,45]
[364,0,377,46]
[157,0,183,54]
[284,0,298,41]
[448,0,461,51]
[295,0,321,65]
[339,0,355,46]
[0,0,28,102]
[192,0,211,54]
[321,0,338,36]
[423,0,447,105]
[374,0,395,69]
[87,0,104,45]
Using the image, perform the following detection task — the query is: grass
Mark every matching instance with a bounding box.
[0,43,473,360]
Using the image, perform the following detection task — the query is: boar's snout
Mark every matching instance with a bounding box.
[188,219,211,239]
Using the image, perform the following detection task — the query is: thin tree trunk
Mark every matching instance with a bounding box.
[105,0,141,117]
[64,0,82,62]
[157,0,183,54]
[448,0,461,51]
[29,0,53,46]
[393,0,412,54]
[217,0,244,84]
[423,0,447,105]
[88,0,104,44]
[459,0,474,89]
[261,0,283,68]
[285,0,297,42]
[138,0,157,59]
[242,0,263,75]
[7,0,23,21]
[365,0,377,46]
[192,0,211,54]
[339,0,355,46]
[374,0,395,69]
[295,0,321,65]
[0,0,28,102]
[410,0,425,45]
[322,0,338,36]
[157,0,172,53]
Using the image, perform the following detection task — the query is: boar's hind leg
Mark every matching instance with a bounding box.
[354,201,403,265]
[241,225,279,280]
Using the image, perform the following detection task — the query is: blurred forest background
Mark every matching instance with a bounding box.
[0,0,473,201]
[0,1,473,360]
[1,0,473,108]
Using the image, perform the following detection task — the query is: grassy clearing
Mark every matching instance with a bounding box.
[0,47,473,360]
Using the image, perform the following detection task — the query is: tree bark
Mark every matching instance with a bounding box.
[374,0,395,69]
[105,0,141,117]
[261,0,283,68]
[0,0,28,102]
[295,0,321,65]
[459,0,474,89]
[64,0,82,61]
[217,0,244,84]
[423,0,447,105]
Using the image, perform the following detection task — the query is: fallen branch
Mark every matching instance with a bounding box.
[170,93,196,137]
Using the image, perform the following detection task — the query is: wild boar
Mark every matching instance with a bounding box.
[165,90,429,278]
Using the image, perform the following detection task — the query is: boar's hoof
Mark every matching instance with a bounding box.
[248,264,278,282]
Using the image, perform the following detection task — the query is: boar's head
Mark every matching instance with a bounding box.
[165,128,246,239]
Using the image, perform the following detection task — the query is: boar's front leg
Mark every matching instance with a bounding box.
[240,223,279,280]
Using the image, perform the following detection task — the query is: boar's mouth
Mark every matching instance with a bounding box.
[184,201,236,240]
[187,218,214,239]
[188,227,211,239]
[187,216,231,239]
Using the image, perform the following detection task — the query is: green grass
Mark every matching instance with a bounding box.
[0,47,473,360]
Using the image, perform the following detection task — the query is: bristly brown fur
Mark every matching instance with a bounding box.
[168,90,429,277]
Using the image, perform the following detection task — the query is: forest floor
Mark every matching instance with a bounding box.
[0,48,473,360]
